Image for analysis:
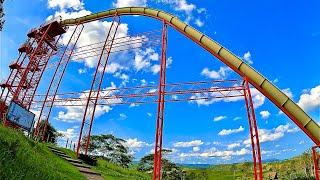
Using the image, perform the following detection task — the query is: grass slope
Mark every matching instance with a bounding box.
[0,125,85,180]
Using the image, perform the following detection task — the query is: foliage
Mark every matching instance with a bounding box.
[137,153,185,180]
[84,134,133,167]
[0,0,4,31]
[33,121,62,144]
[0,124,85,179]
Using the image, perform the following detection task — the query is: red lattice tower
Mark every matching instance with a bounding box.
[76,16,120,156]
[0,21,66,110]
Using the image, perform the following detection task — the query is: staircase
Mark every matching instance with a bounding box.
[47,146,103,180]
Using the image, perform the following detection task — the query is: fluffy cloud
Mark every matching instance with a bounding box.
[124,138,150,149]
[201,67,231,79]
[195,18,204,27]
[48,0,83,10]
[113,0,147,8]
[282,88,293,99]
[213,115,227,122]
[297,85,320,112]
[173,140,204,148]
[218,126,244,136]
[227,143,241,150]
[193,146,200,152]
[243,124,299,146]
[57,127,78,141]
[260,110,271,119]
[243,51,253,64]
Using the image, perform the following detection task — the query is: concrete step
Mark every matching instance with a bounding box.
[55,152,71,159]
[63,157,83,164]
[47,146,61,151]
[50,148,66,155]
[70,162,91,169]
[77,167,101,176]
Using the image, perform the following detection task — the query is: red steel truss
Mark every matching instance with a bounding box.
[76,16,121,156]
[313,146,320,180]
[243,77,263,179]
[153,21,168,180]
[36,24,84,141]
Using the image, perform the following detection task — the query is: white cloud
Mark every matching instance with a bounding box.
[195,19,204,27]
[48,0,83,10]
[58,127,77,141]
[233,117,242,121]
[119,113,127,120]
[250,88,265,108]
[113,0,147,8]
[213,115,227,122]
[106,63,125,74]
[193,146,200,152]
[243,51,253,64]
[227,143,241,150]
[282,88,293,99]
[173,140,204,148]
[260,110,271,119]
[218,126,244,136]
[243,124,299,146]
[78,68,87,74]
[201,66,231,79]
[297,85,320,112]
[124,138,150,149]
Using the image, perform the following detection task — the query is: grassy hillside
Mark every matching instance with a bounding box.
[0,125,85,179]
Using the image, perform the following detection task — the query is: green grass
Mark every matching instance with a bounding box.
[92,159,151,180]
[0,125,85,180]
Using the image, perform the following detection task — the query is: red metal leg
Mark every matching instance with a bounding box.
[39,24,84,141]
[76,16,120,157]
[153,21,168,180]
[243,77,263,180]
[313,146,320,180]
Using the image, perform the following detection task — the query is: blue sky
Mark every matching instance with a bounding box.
[1,0,320,164]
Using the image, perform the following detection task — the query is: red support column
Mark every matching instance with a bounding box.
[243,77,263,180]
[153,21,168,180]
[39,24,84,141]
[312,146,320,180]
[76,16,120,157]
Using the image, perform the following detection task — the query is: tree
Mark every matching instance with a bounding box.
[34,120,61,144]
[83,134,133,167]
[0,0,5,31]
[137,152,185,180]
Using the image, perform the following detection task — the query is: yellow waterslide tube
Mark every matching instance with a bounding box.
[60,7,320,144]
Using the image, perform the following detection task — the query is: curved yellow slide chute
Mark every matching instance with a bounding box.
[60,7,320,144]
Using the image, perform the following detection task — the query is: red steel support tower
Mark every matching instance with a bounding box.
[0,20,66,127]
[153,21,168,180]
[313,146,320,180]
[76,16,120,156]
[37,24,84,141]
[243,77,263,179]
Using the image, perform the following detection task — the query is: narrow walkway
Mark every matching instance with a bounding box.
[48,146,103,180]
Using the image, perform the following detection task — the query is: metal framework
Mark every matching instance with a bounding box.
[243,77,263,179]
[36,24,84,141]
[313,146,320,180]
[153,21,168,180]
[77,15,121,156]
[9,9,320,180]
